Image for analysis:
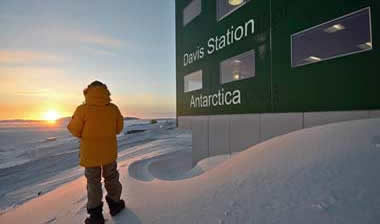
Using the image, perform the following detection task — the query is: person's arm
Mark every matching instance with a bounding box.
[116,106,124,135]
[67,106,85,138]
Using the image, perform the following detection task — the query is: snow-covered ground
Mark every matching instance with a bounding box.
[1,118,380,223]
[0,118,179,213]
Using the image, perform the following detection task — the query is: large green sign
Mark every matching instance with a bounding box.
[176,0,380,116]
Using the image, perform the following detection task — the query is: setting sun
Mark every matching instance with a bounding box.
[43,110,60,123]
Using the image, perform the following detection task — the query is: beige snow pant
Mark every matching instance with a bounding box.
[85,161,122,209]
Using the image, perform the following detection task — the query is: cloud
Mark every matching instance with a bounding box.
[38,27,125,49]
[1,24,126,54]
[0,50,62,65]
[0,66,74,96]
[77,33,123,48]
[15,89,51,97]
[12,88,73,100]
[81,46,117,56]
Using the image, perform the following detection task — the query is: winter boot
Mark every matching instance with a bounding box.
[105,196,125,216]
[85,203,105,224]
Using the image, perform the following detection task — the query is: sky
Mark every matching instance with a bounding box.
[0,0,176,120]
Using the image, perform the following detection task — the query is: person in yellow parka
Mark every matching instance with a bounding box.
[67,80,125,224]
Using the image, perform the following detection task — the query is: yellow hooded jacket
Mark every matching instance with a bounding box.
[67,86,124,167]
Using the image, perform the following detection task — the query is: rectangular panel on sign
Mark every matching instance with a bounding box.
[184,70,203,92]
[291,7,372,67]
[183,0,202,26]
[217,0,250,21]
[220,50,256,84]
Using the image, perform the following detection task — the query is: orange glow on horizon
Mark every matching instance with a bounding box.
[0,96,174,121]
[0,103,175,121]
